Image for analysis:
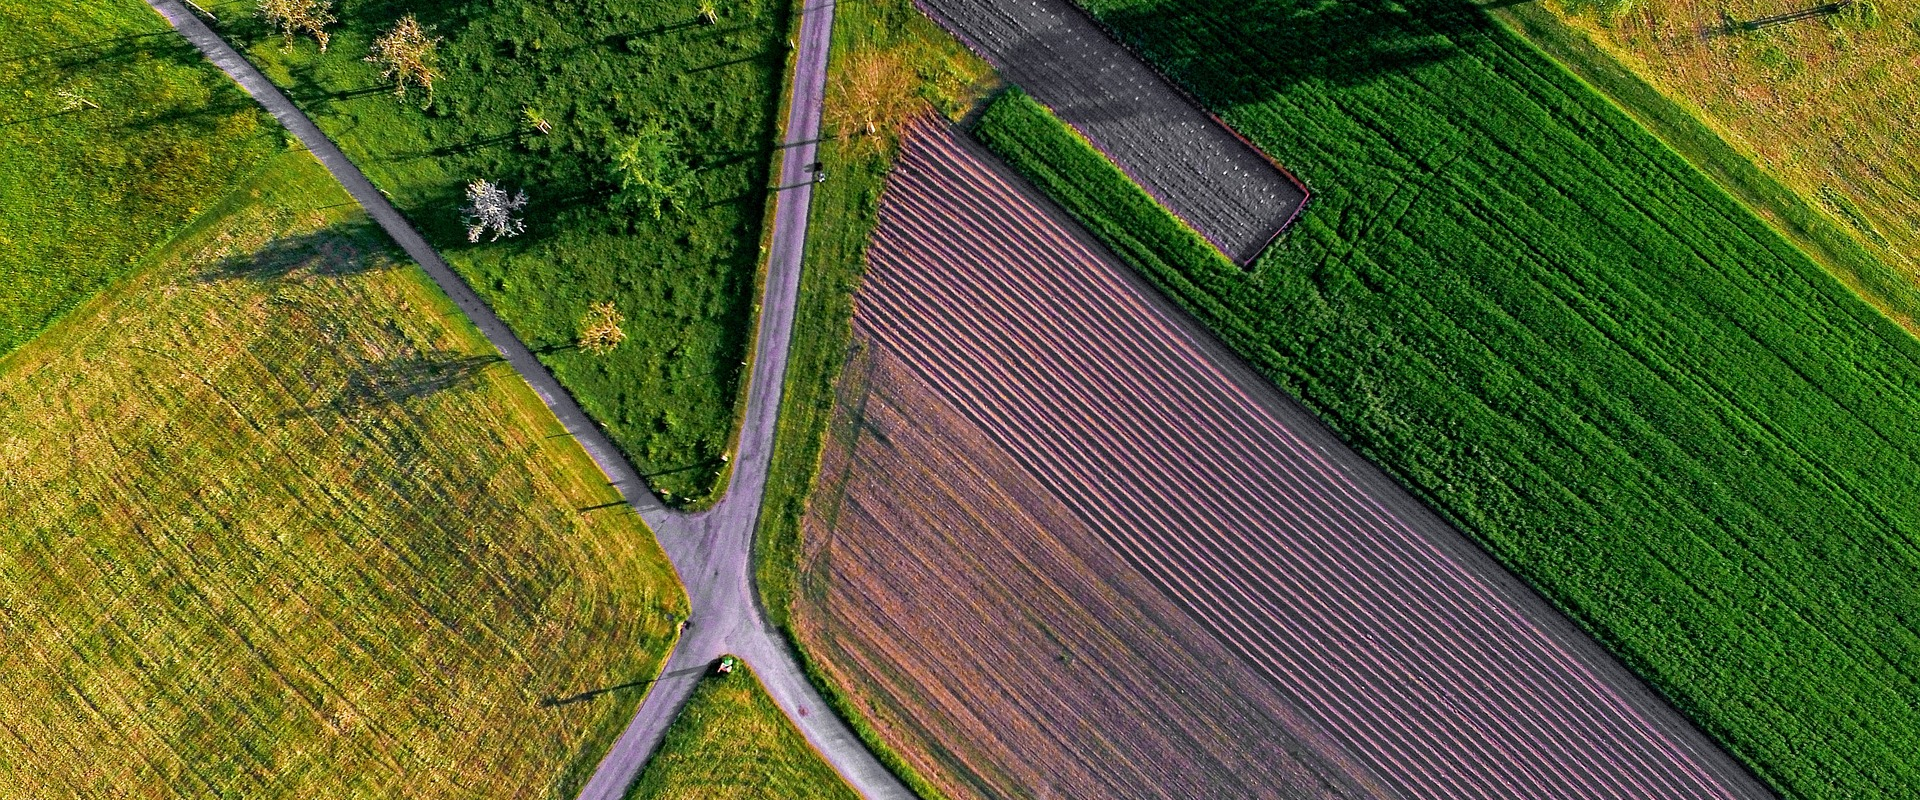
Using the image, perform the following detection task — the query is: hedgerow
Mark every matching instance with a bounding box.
[975,1,1920,794]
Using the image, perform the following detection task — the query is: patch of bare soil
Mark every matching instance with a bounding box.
[914,0,1306,263]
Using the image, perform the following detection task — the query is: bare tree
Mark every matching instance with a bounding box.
[258,0,335,51]
[55,88,100,112]
[366,14,441,101]
[697,0,719,24]
[578,301,627,355]
[523,107,553,135]
[461,179,527,242]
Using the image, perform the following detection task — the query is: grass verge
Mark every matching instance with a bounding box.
[0,0,276,357]
[975,3,1920,791]
[747,0,992,796]
[0,148,686,798]
[623,662,858,800]
[219,0,793,504]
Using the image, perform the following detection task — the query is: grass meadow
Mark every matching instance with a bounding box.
[623,665,858,800]
[220,0,794,504]
[976,2,1920,794]
[0,0,276,357]
[0,149,686,798]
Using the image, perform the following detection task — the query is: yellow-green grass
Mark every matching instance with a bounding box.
[1510,0,1919,305]
[623,664,858,800]
[0,149,686,798]
[0,0,277,357]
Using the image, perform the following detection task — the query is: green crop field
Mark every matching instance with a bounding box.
[623,664,858,800]
[0,0,276,357]
[977,0,1920,794]
[0,149,686,798]
[222,0,793,504]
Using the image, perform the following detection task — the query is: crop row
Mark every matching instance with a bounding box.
[978,2,1920,795]
[814,120,1770,799]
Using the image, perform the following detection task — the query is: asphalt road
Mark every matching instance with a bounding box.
[146,1,911,798]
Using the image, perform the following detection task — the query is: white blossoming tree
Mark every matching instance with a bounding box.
[461,179,528,243]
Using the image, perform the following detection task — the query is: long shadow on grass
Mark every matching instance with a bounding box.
[0,30,174,65]
[291,352,505,419]
[1090,0,1496,108]
[200,224,392,282]
[540,663,712,708]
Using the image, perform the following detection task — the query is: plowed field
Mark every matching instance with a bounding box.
[913,0,1304,263]
[791,120,1772,799]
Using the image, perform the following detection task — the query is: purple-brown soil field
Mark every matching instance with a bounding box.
[913,0,1305,263]
[790,120,1775,800]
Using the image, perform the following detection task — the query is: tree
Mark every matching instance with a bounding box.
[577,301,626,355]
[697,0,718,24]
[461,179,527,243]
[610,124,691,219]
[258,0,334,51]
[365,14,441,101]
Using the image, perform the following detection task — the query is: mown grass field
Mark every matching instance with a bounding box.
[978,2,1920,795]
[1520,0,1917,290]
[0,149,686,798]
[0,0,276,357]
[623,664,858,800]
[222,0,793,504]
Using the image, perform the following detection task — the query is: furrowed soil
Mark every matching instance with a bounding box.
[914,0,1303,262]
[984,0,1920,793]
[0,151,685,799]
[791,121,1771,800]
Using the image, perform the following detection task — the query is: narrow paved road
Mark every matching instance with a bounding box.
[146,1,911,798]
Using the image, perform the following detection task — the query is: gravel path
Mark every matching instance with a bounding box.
[144,2,908,798]
[917,0,1307,263]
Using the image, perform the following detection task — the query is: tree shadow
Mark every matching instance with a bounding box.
[297,352,504,418]
[374,131,523,163]
[0,30,174,66]
[199,223,390,282]
[1084,0,1494,109]
[538,663,709,707]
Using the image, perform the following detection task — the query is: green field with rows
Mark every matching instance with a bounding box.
[229,0,792,504]
[978,0,1920,794]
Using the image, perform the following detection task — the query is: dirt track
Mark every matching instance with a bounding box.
[915,0,1306,263]
[793,120,1775,800]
